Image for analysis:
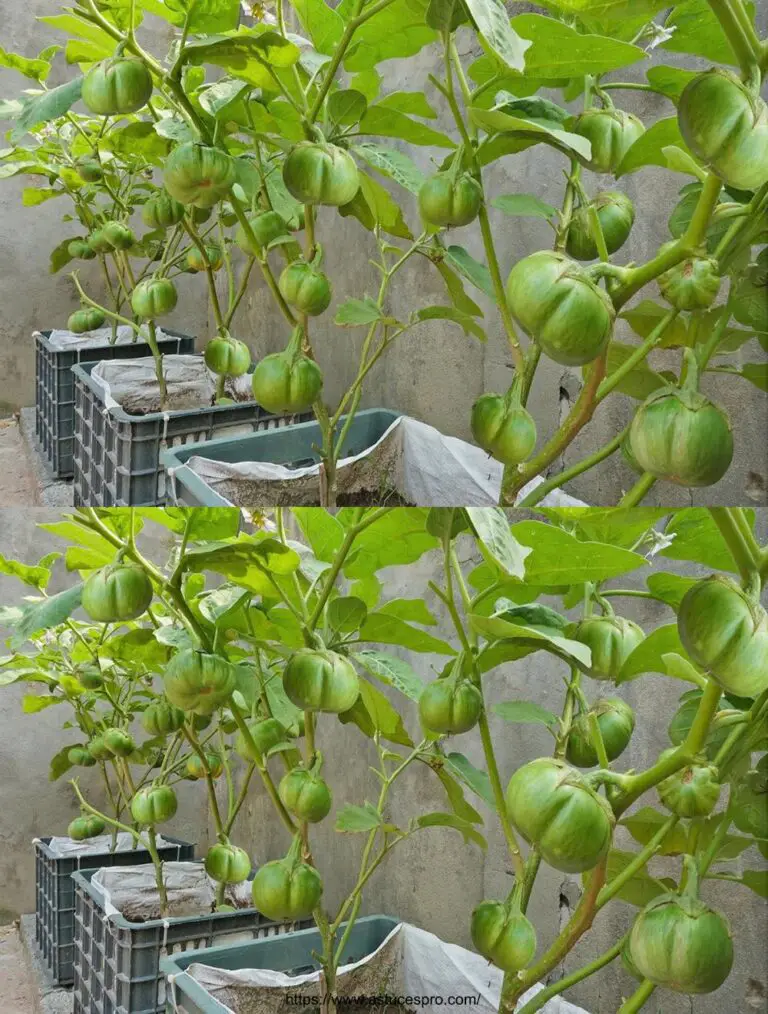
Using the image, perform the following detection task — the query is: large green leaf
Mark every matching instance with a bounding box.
[492,193,557,220]
[144,0,241,33]
[342,170,412,238]
[660,509,751,573]
[595,342,669,400]
[11,585,83,645]
[137,507,241,541]
[539,508,669,548]
[444,245,494,298]
[344,510,437,578]
[662,0,755,66]
[291,0,344,55]
[617,624,686,683]
[508,521,647,583]
[0,46,53,82]
[646,572,697,608]
[616,117,694,177]
[342,0,437,72]
[414,811,487,848]
[511,14,645,77]
[646,66,699,102]
[339,678,414,745]
[13,78,83,140]
[467,508,530,580]
[470,107,591,162]
[471,613,592,670]
[444,751,495,807]
[358,612,456,654]
[538,0,669,21]
[352,143,426,195]
[464,0,530,73]
[353,649,424,701]
[0,553,53,590]
[183,540,301,594]
[492,700,558,728]
[292,508,344,562]
[358,105,455,148]
[412,305,486,341]
[597,848,677,906]
[183,33,300,88]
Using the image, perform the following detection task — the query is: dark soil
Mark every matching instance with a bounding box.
[336,489,413,507]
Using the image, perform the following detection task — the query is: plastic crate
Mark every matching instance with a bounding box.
[160,916,400,1014]
[72,866,313,1014]
[34,835,194,987]
[71,359,314,506]
[160,409,402,507]
[35,330,195,479]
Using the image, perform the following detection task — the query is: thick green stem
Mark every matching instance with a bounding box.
[146,827,169,917]
[230,709,297,835]
[706,0,762,73]
[709,508,760,581]
[597,311,678,401]
[146,321,168,406]
[619,472,656,507]
[516,933,629,1014]
[517,424,630,507]
[597,816,679,907]
[618,980,656,1013]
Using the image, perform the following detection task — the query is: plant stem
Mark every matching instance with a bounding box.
[597,816,679,907]
[597,311,678,401]
[709,507,760,580]
[516,424,630,507]
[145,827,169,916]
[707,0,762,73]
[619,472,656,507]
[146,321,168,406]
[618,979,656,1013]
[230,709,297,835]
[516,933,629,1014]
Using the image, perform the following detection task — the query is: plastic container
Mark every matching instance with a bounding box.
[160,409,401,506]
[71,360,313,506]
[34,834,194,987]
[34,330,195,479]
[160,916,400,1014]
[71,867,312,1014]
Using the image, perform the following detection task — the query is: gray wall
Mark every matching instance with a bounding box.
[0,510,766,1013]
[0,5,766,502]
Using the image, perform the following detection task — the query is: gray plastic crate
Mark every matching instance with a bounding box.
[161,409,402,507]
[35,835,194,987]
[35,330,195,479]
[71,359,314,506]
[160,916,399,1014]
[72,866,313,1014]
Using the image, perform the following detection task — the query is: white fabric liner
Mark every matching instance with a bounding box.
[92,861,252,921]
[175,416,587,508]
[174,922,589,1014]
[36,324,173,352]
[91,354,253,414]
[37,831,177,858]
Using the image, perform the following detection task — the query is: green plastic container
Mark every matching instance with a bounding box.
[160,409,401,506]
[160,916,400,1014]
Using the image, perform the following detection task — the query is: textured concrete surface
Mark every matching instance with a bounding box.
[1,511,766,1013]
[0,418,40,507]
[17,410,74,509]
[17,916,72,1014]
[1,6,765,505]
[1,922,39,1014]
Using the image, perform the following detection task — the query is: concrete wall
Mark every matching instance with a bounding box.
[0,6,766,502]
[0,509,766,1012]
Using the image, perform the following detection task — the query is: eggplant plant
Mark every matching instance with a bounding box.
[2,505,767,1012]
[1,0,764,504]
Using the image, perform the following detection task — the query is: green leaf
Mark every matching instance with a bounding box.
[444,246,494,299]
[662,145,706,180]
[598,849,677,906]
[154,625,194,650]
[536,0,669,23]
[0,46,52,82]
[352,143,426,196]
[414,811,487,849]
[104,122,170,162]
[413,305,486,341]
[11,585,83,645]
[183,33,300,89]
[661,652,707,687]
[620,807,691,855]
[198,585,251,625]
[444,751,495,807]
[738,870,768,898]
[511,13,644,77]
[22,187,64,207]
[646,572,697,608]
[660,509,751,573]
[12,78,83,140]
[155,0,241,33]
[49,744,76,782]
[617,625,687,683]
[137,507,241,541]
[328,89,367,127]
[0,553,52,589]
[470,614,592,669]
[616,117,694,177]
[100,628,170,668]
[492,700,558,728]
[353,649,424,701]
[291,0,344,55]
[621,299,693,349]
[492,193,557,220]
[292,508,344,563]
[596,342,668,400]
[470,107,590,163]
[645,66,698,102]
[434,260,483,317]
[340,171,412,239]
[344,509,437,578]
[377,91,437,120]
[662,0,755,66]
[434,767,483,824]
[154,116,196,144]
[539,508,669,549]
[509,521,647,583]
[339,679,413,745]
[328,596,368,634]
[378,598,437,626]
[358,612,456,655]
[22,694,63,714]
[464,0,530,72]
[334,297,385,327]
[335,802,382,832]
[467,508,530,580]
[494,603,569,633]
[358,105,455,148]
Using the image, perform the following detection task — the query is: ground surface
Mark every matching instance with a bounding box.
[0,418,40,507]
[0,924,36,1013]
